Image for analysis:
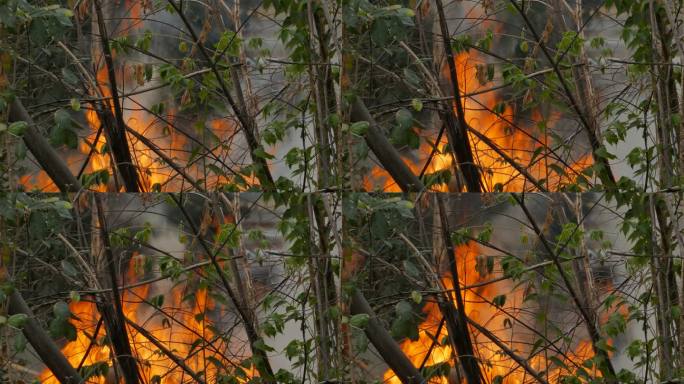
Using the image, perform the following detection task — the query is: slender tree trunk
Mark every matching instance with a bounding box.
[7,290,84,384]
[92,194,141,384]
[349,289,426,384]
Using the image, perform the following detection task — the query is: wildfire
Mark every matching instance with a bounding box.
[363,51,594,192]
[17,1,261,193]
[383,242,602,384]
[39,255,255,384]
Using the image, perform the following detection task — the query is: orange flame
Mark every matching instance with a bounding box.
[18,1,260,192]
[39,255,255,383]
[364,51,594,192]
[383,242,602,384]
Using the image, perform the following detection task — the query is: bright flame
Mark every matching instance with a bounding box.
[364,51,594,192]
[39,255,256,383]
[18,1,262,192]
[383,242,606,384]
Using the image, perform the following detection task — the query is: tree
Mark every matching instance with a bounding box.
[1,0,683,383]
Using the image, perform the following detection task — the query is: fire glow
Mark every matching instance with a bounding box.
[363,51,593,192]
[39,255,255,384]
[18,1,257,193]
[383,242,601,384]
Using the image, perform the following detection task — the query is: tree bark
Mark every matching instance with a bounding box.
[8,290,84,384]
[93,0,141,192]
[350,97,425,192]
[349,288,426,384]
[8,98,82,193]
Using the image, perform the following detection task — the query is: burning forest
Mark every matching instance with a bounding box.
[2,0,684,383]
[17,193,316,384]
[345,193,639,384]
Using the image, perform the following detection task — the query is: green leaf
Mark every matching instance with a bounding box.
[284,339,301,359]
[49,317,77,341]
[52,109,78,148]
[8,313,28,328]
[402,259,422,280]
[411,99,423,112]
[62,68,79,85]
[349,314,370,329]
[69,291,80,303]
[411,290,422,304]
[253,339,275,352]
[53,301,71,319]
[549,355,568,369]
[61,259,79,278]
[79,362,109,381]
[14,333,27,352]
[8,121,28,136]
[151,294,165,308]
[350,121,370,136]
[391,300,421,341]
[403,68,421,86]
[451,35,472,53]
[395,108,413,129]
[254,147,275,160]
[493,294,506,307]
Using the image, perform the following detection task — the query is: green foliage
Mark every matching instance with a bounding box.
[50,108,78,149]
[344,1,414,45]
[390,299,423,341]
[0,2,72,43]
[49,300,76,341]
[6,120,27,136]
[79,362,109,382]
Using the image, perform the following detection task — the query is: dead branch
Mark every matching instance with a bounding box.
[512,193,617,381]
[434,0,482,192]
[124,318,207,384]
[93,194,141,384]
[169,194,276,381]
[166,0,275,190]
[435,194,484,384]
[465,315,550,384]
[506,0,617,188]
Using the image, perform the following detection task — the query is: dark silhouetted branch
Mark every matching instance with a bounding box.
[93,0,141,192]
[8,99,82,193]
[435,0,482,192]
[93,194,141,384]
[349,289,426,384]
[435,195,483,384]
[8,290,83,384]
[350,97,425,192]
